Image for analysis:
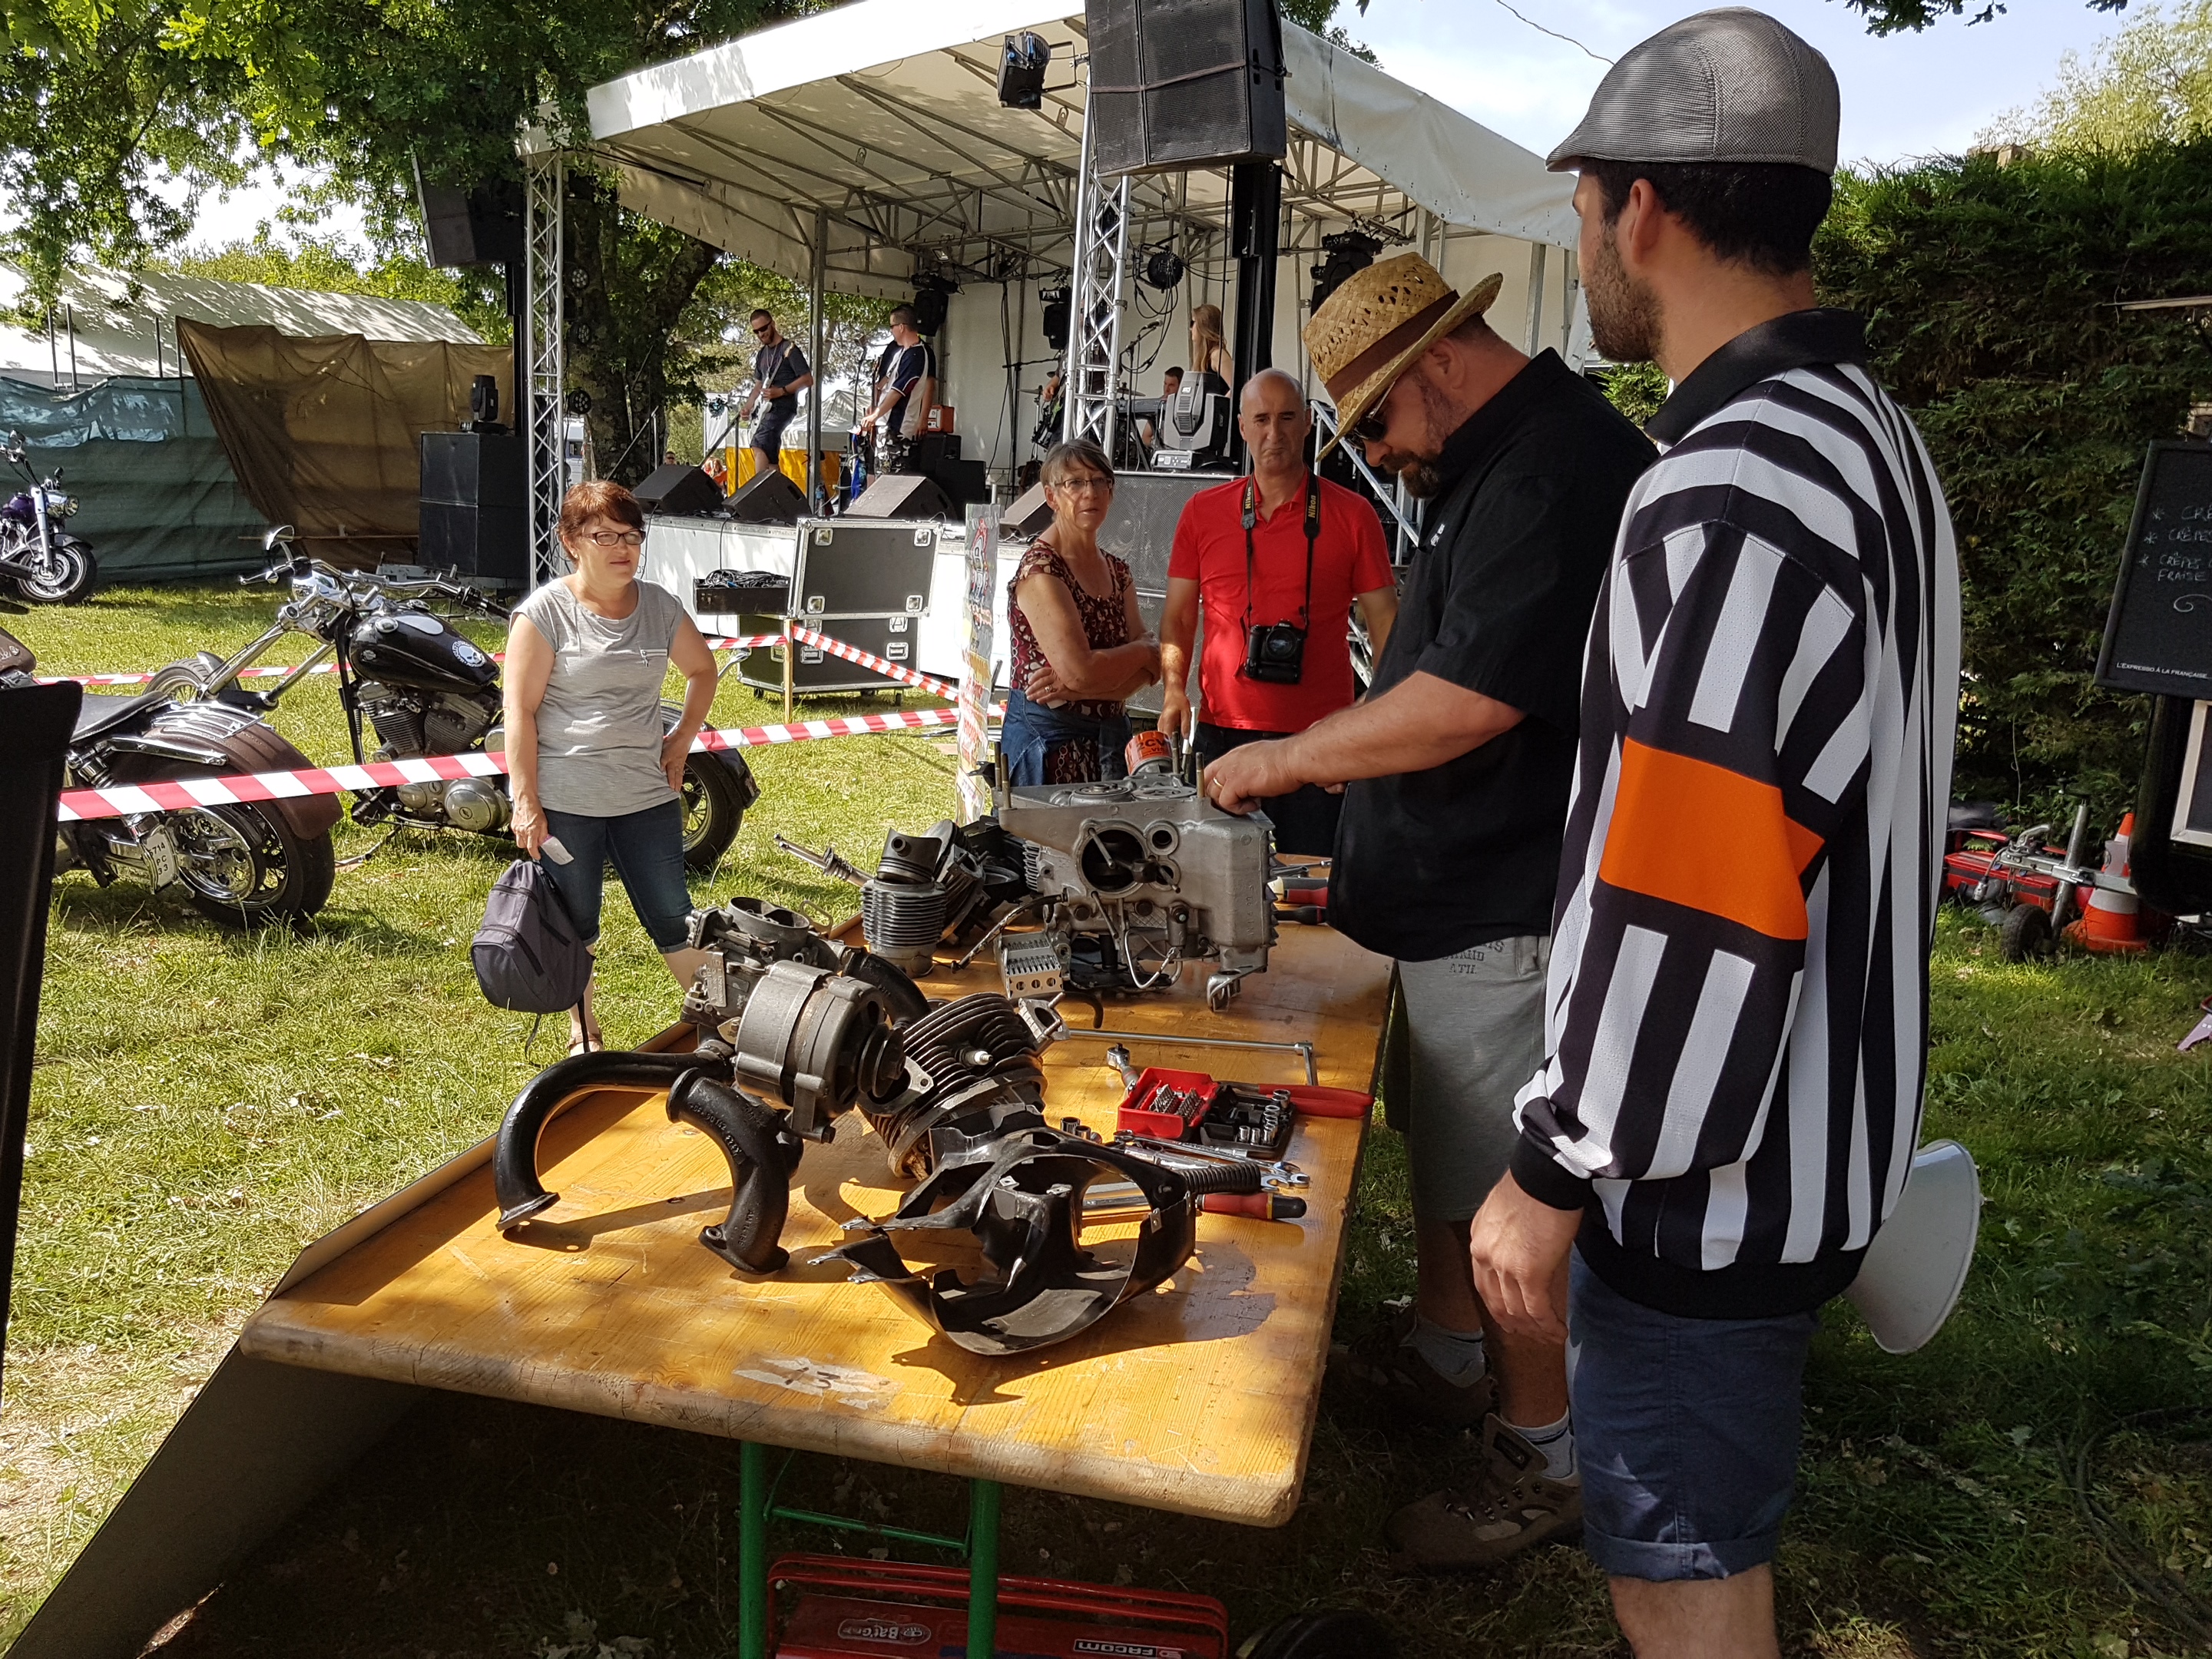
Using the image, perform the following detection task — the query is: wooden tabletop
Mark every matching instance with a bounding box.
[238,925,1390,1527]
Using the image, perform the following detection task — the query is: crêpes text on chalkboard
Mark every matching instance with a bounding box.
[2098,442,2212,699]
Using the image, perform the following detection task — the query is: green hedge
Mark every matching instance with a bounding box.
[1813,139,2212,822]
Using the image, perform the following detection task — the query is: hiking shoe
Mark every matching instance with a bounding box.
[1384,1415,1583,1572]
[1330,1306,1498,1431]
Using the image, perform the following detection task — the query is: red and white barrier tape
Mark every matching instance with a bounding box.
[41,634,790,688]
[786,624,957,699]
[55,704,992,823]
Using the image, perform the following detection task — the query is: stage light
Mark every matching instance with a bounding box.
[565,388,593,416]
[1041,285,1071,352]
[998,32,1051,109]
[1141,247,1186,290]
[1310,230,1382,314]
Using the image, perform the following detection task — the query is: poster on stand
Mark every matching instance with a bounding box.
[955,506,997,823]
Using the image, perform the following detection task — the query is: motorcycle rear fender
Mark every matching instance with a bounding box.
[134,704,343,839]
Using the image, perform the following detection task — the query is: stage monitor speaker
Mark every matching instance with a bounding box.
[1084,0,1286,175]
[1005,483,1053,537]
[849,473,953,520]
[635,463,724,518]
[726,467,807,525]
[419,502,526,583]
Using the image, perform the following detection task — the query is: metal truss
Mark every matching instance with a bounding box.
[1061,114,1130,455]
[523,148,568,588]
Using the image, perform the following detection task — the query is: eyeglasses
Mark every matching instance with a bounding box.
[751,326,771,338]
[585,530,646,547]
[1048,475,1114,496]
[1349,409,1391,445]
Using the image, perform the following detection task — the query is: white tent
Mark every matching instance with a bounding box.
[0,262,483,389]
[576,0,1588,485]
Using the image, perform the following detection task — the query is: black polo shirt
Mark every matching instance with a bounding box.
[1330,349,1654,962]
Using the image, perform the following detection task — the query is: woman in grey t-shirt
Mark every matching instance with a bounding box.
[505,481,720,1052]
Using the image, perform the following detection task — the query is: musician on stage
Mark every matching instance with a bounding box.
[860,306,936,475]
[740,310,813,476]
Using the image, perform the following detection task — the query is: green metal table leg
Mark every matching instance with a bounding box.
[740,1441,770,1659]
[967,1479,1001,1659]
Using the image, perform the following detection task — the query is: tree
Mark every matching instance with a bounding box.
[1841,0,2128,35]
[1979,1,2212,148]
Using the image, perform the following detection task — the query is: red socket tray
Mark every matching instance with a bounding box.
[1115,1066,1217,1141]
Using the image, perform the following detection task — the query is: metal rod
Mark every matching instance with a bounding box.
[771,1506,968,1555]
[1055,1027,1318,1086]
[739,1441,769,1659]
[783,615,796,724]
[966,1479,1001,1659]
[808,206,826,510]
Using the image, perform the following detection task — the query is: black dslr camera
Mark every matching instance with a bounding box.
[1235,473,1320,686]
[1241,618,1307,684]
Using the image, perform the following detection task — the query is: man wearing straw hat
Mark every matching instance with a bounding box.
[1460,12,1960,1654]
[1204,255,1651,1565]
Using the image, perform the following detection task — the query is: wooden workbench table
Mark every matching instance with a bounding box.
[237,922,1389,1530]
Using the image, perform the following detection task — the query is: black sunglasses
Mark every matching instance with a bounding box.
[1349,409,1390,445]
[750,323,772,336]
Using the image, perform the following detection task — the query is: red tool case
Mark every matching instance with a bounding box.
[770,1553,1230,1659]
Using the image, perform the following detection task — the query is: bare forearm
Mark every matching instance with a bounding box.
[1068,640,1160,699]
[1280,677,1518,786]
[505,708,541,800]
[674,670,717,740]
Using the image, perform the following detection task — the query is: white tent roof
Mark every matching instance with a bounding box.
[0,262,483,385]
[581,0,1577,299]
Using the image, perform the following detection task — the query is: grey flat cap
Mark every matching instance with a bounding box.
[1547,8,1839,174]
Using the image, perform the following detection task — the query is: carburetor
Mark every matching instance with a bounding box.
[993,770,1276,1010]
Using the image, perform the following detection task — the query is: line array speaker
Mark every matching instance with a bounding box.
[1084,0,1287,176]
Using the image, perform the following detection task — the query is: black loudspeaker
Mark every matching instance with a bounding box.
[419,502,526,582]
[999,31,1052,108]
[726,467,808,525]
[422,431,523,508]
[634,463,725,518]
[849,473,953,519]
[1005,483,1053,537]
[1041,286,1071,352]
[416,172,525,270]
[1084,0,1286,175]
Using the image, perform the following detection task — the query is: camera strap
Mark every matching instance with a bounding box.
[1240,469,1320,637]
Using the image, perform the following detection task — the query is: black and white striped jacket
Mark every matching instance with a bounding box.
[1509,310,1962,1319]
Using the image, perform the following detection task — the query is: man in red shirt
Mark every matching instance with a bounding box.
[1160,369,1397,854]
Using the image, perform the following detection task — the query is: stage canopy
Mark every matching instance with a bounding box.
[581,0,1578,302]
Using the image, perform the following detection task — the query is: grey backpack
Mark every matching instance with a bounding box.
[472,859,592,1014]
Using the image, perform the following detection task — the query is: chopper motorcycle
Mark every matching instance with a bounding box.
[0,611,339,928]
[150,531,756,865]
[2,429,98,604]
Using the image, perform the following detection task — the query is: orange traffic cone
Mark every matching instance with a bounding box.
[2080,811,2145,951]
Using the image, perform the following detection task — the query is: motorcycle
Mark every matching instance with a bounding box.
[153,530,757,866]
[0,611,339,928]
[2,429,98,604]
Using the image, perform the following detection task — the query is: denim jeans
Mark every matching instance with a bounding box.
[1569,1250,1821,1581]
[538,800,693,952]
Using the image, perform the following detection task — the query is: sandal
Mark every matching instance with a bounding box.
[567,1025,604,1056]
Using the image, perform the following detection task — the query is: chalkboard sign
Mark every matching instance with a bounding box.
[2097,441,2212,697]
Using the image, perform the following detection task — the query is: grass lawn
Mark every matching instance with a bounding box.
[5,582,2212,1657]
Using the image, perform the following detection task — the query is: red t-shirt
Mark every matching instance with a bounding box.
[1166,474,1393,733]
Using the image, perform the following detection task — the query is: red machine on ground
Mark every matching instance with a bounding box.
[1942,803,2156,960]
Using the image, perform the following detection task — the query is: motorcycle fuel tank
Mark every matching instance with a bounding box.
[349,609,498,693]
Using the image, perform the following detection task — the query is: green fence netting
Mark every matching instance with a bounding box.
[1,376,266,583]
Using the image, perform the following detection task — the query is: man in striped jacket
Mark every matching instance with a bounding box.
[1468,11,1961,1656]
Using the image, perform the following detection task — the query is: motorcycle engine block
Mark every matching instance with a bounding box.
[359,681,508,830]
[993,772,1275,1008]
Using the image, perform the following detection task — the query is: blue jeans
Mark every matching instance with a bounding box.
[1569,1250,1820,1581]
[538,800,694,953]
[998,688,1131,786]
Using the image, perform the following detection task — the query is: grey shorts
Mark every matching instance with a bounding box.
[1395,934,1550,1224]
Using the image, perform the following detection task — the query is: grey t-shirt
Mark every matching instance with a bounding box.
[512,577,686,817]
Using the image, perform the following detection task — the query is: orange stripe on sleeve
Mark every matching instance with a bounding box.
[1598,739,1825,940]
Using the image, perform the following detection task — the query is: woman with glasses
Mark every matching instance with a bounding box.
[1002,440,1161,785]
[505,480,720,1052]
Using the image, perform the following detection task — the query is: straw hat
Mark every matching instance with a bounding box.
[1303,254,1503,459]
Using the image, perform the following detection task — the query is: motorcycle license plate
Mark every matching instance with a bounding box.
[142,825,180,889]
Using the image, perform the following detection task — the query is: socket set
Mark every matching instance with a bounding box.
[1114,1066,1296,1161]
